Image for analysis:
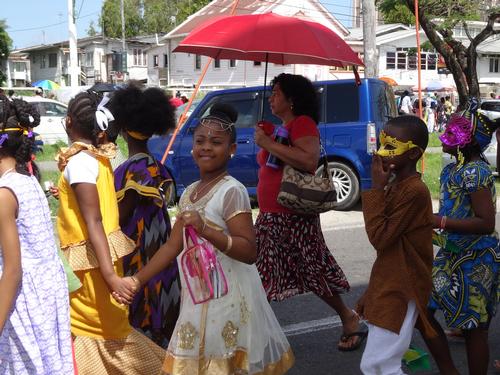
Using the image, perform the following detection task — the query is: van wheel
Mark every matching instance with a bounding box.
[318,161,360,211]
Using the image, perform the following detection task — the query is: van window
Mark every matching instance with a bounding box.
[372,83,389,122]
[326,84,359,123]
[199,92,259,128]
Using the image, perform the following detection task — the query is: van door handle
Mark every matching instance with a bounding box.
[237,138,250,144]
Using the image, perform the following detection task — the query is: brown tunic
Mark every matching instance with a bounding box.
[357,174,435,336]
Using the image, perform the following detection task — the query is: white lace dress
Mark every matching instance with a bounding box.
[163,176,294,375]
[0,172,73,374]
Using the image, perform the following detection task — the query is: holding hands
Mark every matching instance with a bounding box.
[108,274,138,305]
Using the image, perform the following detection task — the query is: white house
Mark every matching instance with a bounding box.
[146,0,350,88]
[4,52,31,87]
[14,35,157,87]
[477,37,500,85]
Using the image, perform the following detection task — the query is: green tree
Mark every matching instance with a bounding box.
[176,0,211,24]
[142,0,177,33]
[87,20,99,37]
[100,0,144,38]
[0,20,12,86]
[378,0,500,108]
[378,0,415,25]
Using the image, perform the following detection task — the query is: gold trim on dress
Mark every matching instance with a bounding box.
[225,210,252,221]
[57,141,117,171]
[240,297,250,325]
[61,230,135,271]
[116,179,164,207]
[177,322,198,350]
[221,321,239,349]
[161,348,294,375]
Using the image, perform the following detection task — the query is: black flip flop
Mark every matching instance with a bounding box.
[337,330,368,352]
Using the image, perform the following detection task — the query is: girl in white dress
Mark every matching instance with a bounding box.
[120,103,294,375]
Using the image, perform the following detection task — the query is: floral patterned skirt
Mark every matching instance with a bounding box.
[428,245,500,329]
[255,212,350,301]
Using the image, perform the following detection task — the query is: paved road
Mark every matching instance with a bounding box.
[271,205,500,374]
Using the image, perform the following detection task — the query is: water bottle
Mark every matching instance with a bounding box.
[266,126,289,169]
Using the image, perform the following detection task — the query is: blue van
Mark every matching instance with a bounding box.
[148,78,397,210]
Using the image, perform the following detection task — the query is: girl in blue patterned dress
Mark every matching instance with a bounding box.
[0,96,73,374]
[423,106,500,375]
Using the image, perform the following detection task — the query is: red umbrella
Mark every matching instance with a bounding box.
[174,12,363,68]
[173,13,363,119]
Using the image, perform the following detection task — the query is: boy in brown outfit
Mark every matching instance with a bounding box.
[357,116,434,374]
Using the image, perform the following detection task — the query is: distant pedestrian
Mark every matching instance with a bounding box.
[423,109,500,374]
[35,87,43,97]
[358,115,434,374]
[490,92,497,100]
[399,90,413,115]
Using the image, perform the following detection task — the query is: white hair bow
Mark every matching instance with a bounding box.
[95,95,114,131]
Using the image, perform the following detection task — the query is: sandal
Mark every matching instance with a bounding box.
[444,328,464,339]
[337,330,368,352]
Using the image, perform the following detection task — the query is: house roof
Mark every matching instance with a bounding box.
[163,0,348,40]
[477,36,500,54]
[346,24,426,46]
[12,34,156,54]
[346,23,411,41]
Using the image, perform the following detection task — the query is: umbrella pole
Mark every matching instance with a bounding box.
[260,53,269,121]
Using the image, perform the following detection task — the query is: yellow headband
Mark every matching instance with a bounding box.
[376,131,423,157]
[127,130,149,140]
[2,127,30,135]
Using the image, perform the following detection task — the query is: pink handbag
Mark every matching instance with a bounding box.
[180,225,228,304]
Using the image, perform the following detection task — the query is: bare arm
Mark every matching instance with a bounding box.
[134,219,184,286]
[433,188,495,234]
[255,127,319,172]
[0,188,22,333]
[72,183,135,302]
[117,189,139,229]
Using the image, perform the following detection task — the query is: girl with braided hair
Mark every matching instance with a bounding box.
[57,91,165,374]
[0,94,74,374]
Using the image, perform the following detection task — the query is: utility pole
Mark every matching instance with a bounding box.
[120,0,127,81]
[362,0,378,78]
[68,0,79,88]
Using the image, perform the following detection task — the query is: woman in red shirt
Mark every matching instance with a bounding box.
[254,73,365,351]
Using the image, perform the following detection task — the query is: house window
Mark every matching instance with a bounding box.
[214,59,221,68]
[254,61,262,66]
[396,52,406,69]
[32,55,37,64]
[229,59,236,68]
[490,58,499,73]
[153,55,159,67]
[14,62,26,71]
[427,53,437,70]
[133,49,145,66]
[386,52,395,69]
[86,52,94,66]
[48,53,57,68]
[163,54,168,67]
[195,54,201,70]
[40,55,46,69]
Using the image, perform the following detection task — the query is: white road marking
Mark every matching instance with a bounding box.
[282,316,343,337]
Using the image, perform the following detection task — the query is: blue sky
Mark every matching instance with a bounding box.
[4,0,353,50]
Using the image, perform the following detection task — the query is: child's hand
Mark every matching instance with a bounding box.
[371,154,394,190]
[49,186,60,200]
[107,275,136,305]
[178,210,206,235]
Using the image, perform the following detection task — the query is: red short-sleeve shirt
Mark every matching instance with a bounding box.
[257,115,319,213]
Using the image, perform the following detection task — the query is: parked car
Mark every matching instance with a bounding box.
[149,78,397,210]
[23,96,68,145]
[442,99,500,175]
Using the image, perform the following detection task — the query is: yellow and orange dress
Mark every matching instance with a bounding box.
[57,142,166,375]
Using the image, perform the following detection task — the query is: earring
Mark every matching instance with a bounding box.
[230,154,234,159]
[190,149,193,154]
[290,103,294,110]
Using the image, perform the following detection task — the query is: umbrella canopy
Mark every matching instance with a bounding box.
[173,12,363,68]
[32,79,60,90]
[89,82,122,93]
[379,76,398,86]
[414,80,455,92]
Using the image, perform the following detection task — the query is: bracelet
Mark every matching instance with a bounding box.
[201,221,207,234]
[224,235,233,254]
[130,275,141,289]
[440,215,447,230]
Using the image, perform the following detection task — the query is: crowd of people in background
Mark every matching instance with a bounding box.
[0,77,499,374]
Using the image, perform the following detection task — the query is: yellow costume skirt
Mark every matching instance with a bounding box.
[70,262,166,374]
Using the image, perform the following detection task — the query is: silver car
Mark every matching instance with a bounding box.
[442,99,500,175]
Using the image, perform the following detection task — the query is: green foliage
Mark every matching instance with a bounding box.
[377,0,415,25]
[99,0,211,38]
[87,21,99,37]
[0,20,13,86]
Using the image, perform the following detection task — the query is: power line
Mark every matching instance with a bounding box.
[8,11,99,33]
